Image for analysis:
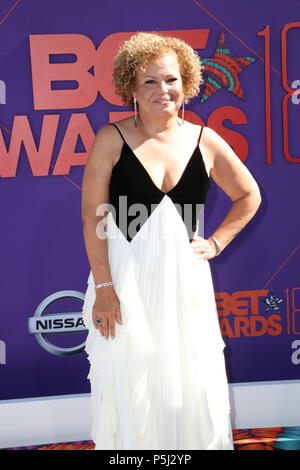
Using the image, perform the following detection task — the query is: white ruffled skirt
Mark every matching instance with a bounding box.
[82,195,233,450]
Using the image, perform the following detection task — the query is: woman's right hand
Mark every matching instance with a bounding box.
[92,286,122,339]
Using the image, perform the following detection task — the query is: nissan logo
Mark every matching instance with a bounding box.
[28,290,87,356]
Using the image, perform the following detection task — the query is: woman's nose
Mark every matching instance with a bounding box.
[159,81,169,93]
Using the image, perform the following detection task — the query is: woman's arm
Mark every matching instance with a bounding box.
[81,124,123,338]
[207,127,262,251]
[82,125,115,282]
[192,126,261,259]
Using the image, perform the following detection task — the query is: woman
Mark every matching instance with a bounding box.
[81,32,261,450]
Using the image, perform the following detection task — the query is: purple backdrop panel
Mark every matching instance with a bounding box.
[0,0,299,400]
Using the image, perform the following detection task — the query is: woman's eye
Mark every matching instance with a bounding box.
[167,78,177,82]
[145,80,155,84]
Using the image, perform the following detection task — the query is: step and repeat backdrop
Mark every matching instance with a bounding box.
[0,0,299,401]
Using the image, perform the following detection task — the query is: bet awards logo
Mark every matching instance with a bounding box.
[28,290,87,356]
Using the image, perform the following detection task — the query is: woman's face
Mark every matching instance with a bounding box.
[132,51,184,120]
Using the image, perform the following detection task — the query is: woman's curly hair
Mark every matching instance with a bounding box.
[112,32,204,108]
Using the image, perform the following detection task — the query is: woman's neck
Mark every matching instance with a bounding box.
[136,112,182,140]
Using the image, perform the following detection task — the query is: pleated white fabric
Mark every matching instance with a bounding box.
[82,195,233,450]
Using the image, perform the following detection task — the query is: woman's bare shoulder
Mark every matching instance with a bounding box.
[93,122,122,143]
[109,116,134,132]
[85,123,125,170]
[200,125,228,152]
[182,121,211,149]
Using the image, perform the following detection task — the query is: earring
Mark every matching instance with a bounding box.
[133,96,138,128]
[181,94,185,125]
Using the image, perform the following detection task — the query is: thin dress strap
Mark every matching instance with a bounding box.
[197,125,205,145]
[110,123,126,142]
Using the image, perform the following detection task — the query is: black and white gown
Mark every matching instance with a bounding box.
[82,124,234,450]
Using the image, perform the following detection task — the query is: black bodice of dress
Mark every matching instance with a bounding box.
[108,123,210,242]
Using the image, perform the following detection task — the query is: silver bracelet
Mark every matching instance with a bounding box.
[94,281,113,290]
[209,235,221,256]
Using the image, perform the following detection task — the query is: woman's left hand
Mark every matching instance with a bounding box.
[190,236,217,260]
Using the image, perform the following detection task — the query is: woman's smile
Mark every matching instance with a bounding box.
[153,98,172,104]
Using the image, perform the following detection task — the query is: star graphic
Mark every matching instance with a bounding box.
[261,290,283,313]
[200,31,256,103]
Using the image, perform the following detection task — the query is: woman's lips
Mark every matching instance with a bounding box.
[154,99,172,104]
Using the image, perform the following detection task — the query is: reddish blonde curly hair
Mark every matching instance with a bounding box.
[112,32,204,107]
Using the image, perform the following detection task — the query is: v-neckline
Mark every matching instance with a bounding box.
[123,141,200,195]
